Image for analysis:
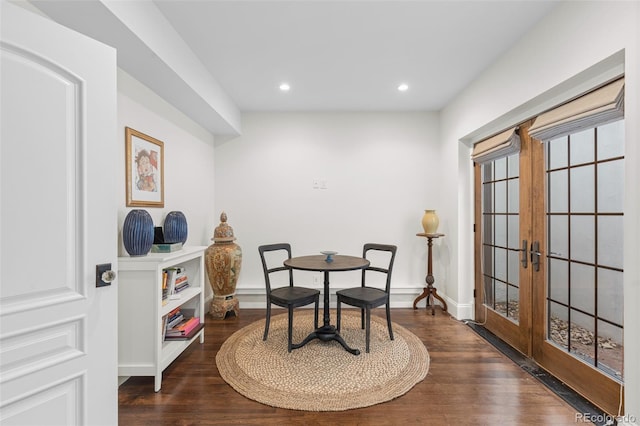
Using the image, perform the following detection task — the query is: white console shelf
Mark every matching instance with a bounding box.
[118,246,206,391]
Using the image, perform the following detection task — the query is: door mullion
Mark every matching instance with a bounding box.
[518,120,535,357]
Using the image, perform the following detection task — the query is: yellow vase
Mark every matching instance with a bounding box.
[421,210,439,234]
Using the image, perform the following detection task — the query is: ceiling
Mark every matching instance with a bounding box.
[27,0,560,137]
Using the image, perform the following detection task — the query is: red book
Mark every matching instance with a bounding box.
[164,323,204,340]
[167,307,181,317]
[177,317,198,330]
[166,317,200,336]
[179,318,200,334]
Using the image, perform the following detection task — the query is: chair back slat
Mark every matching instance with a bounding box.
[258,243,294,293]
[361,243,397,292]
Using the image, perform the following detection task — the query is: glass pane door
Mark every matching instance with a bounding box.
[544,121,624,380]
[474,121,534,355]
[481,153,521,323]
[531,119,625,414]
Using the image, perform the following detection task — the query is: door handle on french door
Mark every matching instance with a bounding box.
[521,239,528,268]
[530,241,541,272]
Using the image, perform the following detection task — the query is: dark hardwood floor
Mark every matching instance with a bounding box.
[119,308,581,425]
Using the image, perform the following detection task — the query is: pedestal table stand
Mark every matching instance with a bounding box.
[413,233,448,315]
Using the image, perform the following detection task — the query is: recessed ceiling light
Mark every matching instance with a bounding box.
[279,83,290,91]
[398,83,409,92]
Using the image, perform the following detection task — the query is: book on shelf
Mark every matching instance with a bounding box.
[151,242,183,253]
[162,308,185,340]
[163,266,187,298]
[166,317,199,335]
[166,307,181,320]
[164,322,204,340]
[166,315,184,329]
[165,317,200,337]
[167,306,181,318]
[161,270,170,305]
[174,280,190,293]
[163,269,175,298]
[174,274,188,286]
[166,309,184,329]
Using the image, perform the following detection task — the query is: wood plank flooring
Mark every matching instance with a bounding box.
[118,309,581,425]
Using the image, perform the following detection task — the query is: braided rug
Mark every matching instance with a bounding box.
[215,310,429,411]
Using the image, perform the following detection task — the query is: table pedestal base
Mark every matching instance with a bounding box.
[292,325,360,355]
[283,256,370,356]
[413,285,448,315]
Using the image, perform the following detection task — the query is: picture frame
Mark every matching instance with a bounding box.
[125,127,165,207]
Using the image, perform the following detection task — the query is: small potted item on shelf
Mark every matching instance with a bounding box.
[152,226,183,253]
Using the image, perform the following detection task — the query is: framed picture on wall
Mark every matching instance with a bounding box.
[125,127,165,207]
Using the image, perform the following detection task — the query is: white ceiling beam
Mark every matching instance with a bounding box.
[30,0,241,138]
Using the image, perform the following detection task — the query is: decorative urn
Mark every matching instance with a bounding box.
[205,212,242,319]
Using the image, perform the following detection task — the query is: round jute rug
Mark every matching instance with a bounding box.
[215,310,429,411]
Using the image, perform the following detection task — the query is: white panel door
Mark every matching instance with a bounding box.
[0,2,118,425]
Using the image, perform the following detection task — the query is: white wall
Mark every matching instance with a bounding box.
[441,1,639,421]
[214,112,449,308]
[117,69,218,299]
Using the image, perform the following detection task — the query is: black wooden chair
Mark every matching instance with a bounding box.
[259,243,320,352]
[336,243,397,353]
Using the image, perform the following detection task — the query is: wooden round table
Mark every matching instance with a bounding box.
[284,254,369,355]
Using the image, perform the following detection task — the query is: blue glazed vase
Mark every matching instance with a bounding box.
[122,209,154,256]
[163,211,188,244]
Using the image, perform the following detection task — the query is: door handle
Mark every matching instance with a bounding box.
[530,241,541,272]
[96,263,116,287]
[521,239,528,269]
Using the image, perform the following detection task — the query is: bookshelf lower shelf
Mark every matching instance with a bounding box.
[118,326,205,391]
[160,327,205,371]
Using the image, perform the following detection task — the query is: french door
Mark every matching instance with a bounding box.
[474,120,624,414]
[473,121,535,356]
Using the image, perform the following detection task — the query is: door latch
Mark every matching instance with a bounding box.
[530,241,541,272]
[521,239,528,269]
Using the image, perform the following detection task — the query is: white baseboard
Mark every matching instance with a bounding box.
[230,285,471,320]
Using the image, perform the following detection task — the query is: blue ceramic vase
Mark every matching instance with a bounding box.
[163,211,188,244]
[122,209,154,256]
